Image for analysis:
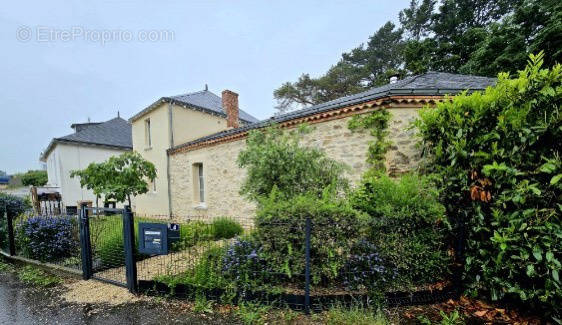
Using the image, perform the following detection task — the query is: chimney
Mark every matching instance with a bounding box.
[389,75,399,84]
[222,90,239,128]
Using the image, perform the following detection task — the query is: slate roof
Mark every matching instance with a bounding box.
[130,90,259,124]
[41,117,132,161]
[170,72,496,152]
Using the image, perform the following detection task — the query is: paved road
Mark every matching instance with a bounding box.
[0,273,239,324]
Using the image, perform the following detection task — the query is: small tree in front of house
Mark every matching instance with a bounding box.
[70,162,107,208]
[237,124,349,202]
[71,152,156,207]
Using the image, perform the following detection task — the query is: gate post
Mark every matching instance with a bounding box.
[122,205,138,294]
[304,217,311,314]
[5,210,15,256]
[79,203,93,280]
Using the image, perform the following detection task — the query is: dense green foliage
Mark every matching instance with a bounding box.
[16,216,78,262]
[221,237,272,291]
[71,151,156,206]
[156,244,228,292]
[274,0,562,112]
[20,170,47,186]
[348,109,391,171]
[93,215,243,266]
[210,217,243,240]
[237,125,348,202]
[415,54,562,316]
[255,190,360,285]
[351,173,451,289]
[172,221,213,251]
[91,216,129,267]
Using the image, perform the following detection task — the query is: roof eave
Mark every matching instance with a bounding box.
[129,97,256,124]
[41,138,132,162]
[167,93,451,155]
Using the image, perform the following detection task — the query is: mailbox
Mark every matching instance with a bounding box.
[138,222,182,255]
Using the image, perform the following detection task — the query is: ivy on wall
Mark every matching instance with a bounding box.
[347,109,391,171]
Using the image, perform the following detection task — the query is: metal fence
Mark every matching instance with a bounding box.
[1,205,462,313]
[1,210,83,273]
[132,215,461,312]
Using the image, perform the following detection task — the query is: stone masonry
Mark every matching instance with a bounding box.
[169,107,421,226]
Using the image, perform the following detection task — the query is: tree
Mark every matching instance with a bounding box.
[414,53,562,317]
[21,170,47,186]
[274,0,560,113]
[460,0,562,76]
[71,152,156,207]
[274,21,404,113]
[70,162,108,208]
[273,61,365,114]
[237,125,348,202]
[399,0,436,41]
[342,21,406,87]
[274,61,366,114]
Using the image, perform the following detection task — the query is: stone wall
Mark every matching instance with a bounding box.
[169,107,421,226]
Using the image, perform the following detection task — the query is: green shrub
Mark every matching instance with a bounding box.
[221,237,272,290]
[211,217,243,240]
[171,221,214,251]
[255,189,361,285]
[20,170,47,186]
[16,216,78,262]
[414,53,562,317]
[97,229,125,267]
[238,125,348,202]
[91,215,142,267]
[157,244,228,290]
[350,173,451,289]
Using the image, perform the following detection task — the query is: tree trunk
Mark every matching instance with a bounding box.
[127,195,131,208]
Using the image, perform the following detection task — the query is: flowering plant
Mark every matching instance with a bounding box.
[17,216,78,262]
[342,239,393,291]
[222,238,272,289]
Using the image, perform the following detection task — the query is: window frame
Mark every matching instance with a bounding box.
[145,118,152,148]
[193,163,205,204]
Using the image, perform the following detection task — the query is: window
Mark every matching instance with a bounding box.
[145,119,151,148]
[193,163,205,204]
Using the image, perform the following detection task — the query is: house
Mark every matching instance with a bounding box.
[0,176,9,189]
[40,116,132,210]
[168,72,495,225]
[129,88,259,216]
[130,72,494,224]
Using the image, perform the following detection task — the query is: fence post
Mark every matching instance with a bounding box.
[79,203,93,280]
[6,210,15,256]
[304,217,311,314]
[122,205,138,294]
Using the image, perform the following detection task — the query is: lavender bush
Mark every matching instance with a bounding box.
[342,239,393,291]
[222,238,272,289]
[17,217,78,262]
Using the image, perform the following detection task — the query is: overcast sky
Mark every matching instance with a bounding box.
[0,0,408,174]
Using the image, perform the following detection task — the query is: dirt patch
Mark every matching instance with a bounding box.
[61,278,148,305]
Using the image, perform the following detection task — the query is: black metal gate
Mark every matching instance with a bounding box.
[79,204,137,292]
